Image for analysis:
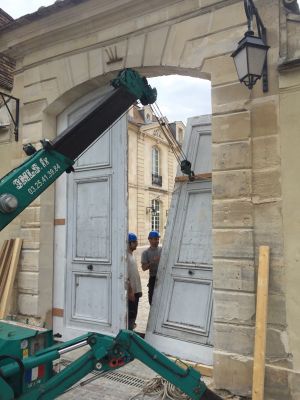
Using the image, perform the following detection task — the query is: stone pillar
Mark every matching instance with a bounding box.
[208,3,290,395]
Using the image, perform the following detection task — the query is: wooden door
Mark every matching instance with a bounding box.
[53,87,127,341]
[146,115,213,364]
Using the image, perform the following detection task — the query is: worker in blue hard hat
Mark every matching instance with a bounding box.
[141,230,162,305]
[127,232,142,330]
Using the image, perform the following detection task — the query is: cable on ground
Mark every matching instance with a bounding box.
[129,376,190,400]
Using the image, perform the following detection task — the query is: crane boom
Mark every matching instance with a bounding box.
[0,323,221,400]
[0,69,156,231]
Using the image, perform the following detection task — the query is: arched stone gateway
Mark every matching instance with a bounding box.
[0,0,300,398]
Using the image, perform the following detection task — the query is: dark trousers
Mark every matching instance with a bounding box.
[128,293,141,330]
[148,276,156,305]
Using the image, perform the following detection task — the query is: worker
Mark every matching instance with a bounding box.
[127,232,142,330]
[141,230,162,305]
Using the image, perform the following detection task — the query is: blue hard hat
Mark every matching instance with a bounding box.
[148,230,160,239]
[128,232,138,242]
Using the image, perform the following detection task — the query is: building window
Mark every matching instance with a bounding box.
[151,199,160,232]
[152,147,162,186]
[152,147,159,175]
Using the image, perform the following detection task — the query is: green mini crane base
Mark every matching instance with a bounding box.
[0,323,221,400]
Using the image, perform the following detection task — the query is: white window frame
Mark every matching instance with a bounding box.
[152,146,160,176]
[151,199,160,232]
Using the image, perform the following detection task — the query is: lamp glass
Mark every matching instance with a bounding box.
[247,46,267,76]
[233,47,249,81]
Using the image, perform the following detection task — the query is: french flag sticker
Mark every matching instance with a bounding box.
[25,365,45,382]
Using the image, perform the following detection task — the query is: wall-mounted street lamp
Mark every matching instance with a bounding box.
[231,0,269,92]
[146,206,156,214]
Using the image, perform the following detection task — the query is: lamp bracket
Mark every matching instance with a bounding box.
[0,91,20,141]
[244,0,265,39]
[146,206,156,214]
[243,0,268,92]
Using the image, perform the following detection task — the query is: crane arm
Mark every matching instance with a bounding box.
[0,330,221,400]
[0,69,157,231]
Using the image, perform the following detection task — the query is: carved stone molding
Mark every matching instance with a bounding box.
[105,46,123,65]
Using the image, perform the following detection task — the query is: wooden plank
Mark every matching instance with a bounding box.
[52,308,64,317]
[175,173,212,183]
[168,356,213,377]
[0,249,13,301]
[252,246,270,400]
[54,219,66,226]
[0,240,8,264]
[0,238,23,319]
[193,363,213,377]
[0,240,9,280]
[0,240,13,295]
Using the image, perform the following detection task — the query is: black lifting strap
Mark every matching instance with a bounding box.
[0,354,25,389]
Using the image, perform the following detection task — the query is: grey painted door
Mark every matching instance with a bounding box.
[146,115,213,364]
[53,87,127,341]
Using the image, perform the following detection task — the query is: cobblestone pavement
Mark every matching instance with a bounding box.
[134,246,151,333]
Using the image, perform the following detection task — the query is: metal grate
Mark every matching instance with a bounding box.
[59,359,146,389]
[100,370,146,388]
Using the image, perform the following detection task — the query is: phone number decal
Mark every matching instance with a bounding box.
[12,156,63,195]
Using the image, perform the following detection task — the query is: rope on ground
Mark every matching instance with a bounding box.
[129,376,190,400]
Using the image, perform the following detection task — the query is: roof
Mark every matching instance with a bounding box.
[0,53,15,90]
[0,0,89,32]
[0,10,15,90]
[0,8,13,27]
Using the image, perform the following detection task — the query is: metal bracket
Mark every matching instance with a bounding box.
[0,91,20,141]
[244,0,268,92]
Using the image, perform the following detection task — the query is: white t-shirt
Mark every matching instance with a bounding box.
[128,251,142,294]
[141,246,162,277]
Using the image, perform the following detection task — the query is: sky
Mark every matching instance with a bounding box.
[148,76,211,124]
[0,0,56,18]
[1,0,299,124]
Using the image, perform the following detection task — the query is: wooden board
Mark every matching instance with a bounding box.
[252,246,270,400]
[0,240,14,297]
[0,240,9,281]
[0,239,23,319]
[168,356,213,377]
[175,173,212,183]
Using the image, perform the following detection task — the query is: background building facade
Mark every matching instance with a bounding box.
[128,104,184,245]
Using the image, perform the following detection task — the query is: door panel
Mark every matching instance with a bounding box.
[76,130,111,169]
[72,273,110,323]
[74,177,111,260]
[167,278,212,332]
[146,115,213,364]
[178,187,212,264]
